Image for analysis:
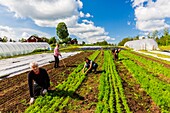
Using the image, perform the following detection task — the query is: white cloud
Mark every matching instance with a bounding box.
[79,11,85,17]
[82,20,94,25]
[0,0,79,19]
[35,15,79,27]
[77,0,83,9]
[127,21,131,25]
[85,13,93,18]
[17,28,52,38]
[0,0,111,43]
[21,32,30,38]
[0,25,51,41]
[131,0,148,7]
[79,11,93,18]
[0,26,16,39]
[68,23,111,43]
[136,19,169,31]
[132,0,170,32]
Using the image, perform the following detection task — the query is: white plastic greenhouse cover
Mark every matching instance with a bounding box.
[124,39,159,51]
[0,42,51,57]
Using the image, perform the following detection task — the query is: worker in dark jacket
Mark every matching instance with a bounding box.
[112,48,121,61]
[28,62,50,104]
[82,57,98,74]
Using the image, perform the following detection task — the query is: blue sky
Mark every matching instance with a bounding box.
[80,0,137,43]
[0,0,170,44]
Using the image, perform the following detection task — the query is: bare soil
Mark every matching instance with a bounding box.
[0,50,165,113]
[64,51,103,113]
[0,52,93,113]
[116,61,161,113]
[131,51,170,68]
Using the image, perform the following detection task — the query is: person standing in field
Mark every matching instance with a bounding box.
[54,43,62,68]
[82,57,98,74]
[28,62,50,104]
[112,48,121,61]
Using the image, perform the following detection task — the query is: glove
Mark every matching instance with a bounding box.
[42,89,47,95]
[29,97,34,104]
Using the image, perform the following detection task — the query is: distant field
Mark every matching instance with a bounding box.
[159,45,170,50]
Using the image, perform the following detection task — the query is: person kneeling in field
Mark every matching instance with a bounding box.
[28,62,50,104]
[82,57,98,74]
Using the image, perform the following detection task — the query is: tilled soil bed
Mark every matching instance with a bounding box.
[0,51,93,113]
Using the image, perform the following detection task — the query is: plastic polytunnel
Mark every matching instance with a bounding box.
[124,39,159,51]
[0,42,51,57]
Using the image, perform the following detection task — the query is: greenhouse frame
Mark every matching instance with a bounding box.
[0,42,51,57]
[124,39,159,51]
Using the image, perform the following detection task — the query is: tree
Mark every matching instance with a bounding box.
[152,30,158,39]
[147,32,151,39]
[63,37,72,44]
[157,34,170,46]
[82,41,85,45]
[163,28,169,36]
[0,37,3,42]
[9,38,12,42]
[133,35,139,40]
[142,36,145,39]
[72,38,78,44]
[19,38,27,42]
[2,36,8,42]
[56,22,69,43]
[118,37,131,46]
[32,34,38,37]
[41,37,49,42]
[48,37,56,44]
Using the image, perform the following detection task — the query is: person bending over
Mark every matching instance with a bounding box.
[82,57,98,74]
[112,48,121,61]
[28,62,50,104]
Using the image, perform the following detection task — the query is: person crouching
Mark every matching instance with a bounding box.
[28,62,50,104]
[82,57,98,74]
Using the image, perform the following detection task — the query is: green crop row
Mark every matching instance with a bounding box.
[121,50,170,78]
[25,51,100,113]
[109,51,131,113]
[119,53,170,112]
[95,51,131,113]
[96,51,113,113]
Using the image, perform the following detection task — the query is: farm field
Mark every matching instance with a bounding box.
[0,50,170,113]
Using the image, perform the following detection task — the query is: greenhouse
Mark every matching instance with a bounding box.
[124,39,159,51]
[0,42,51,57]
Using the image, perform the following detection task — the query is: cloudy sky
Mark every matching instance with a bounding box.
[0,0,170,44]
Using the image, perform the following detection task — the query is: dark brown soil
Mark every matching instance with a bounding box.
[116,61,161,113]
[131,51,170,68]
[122,52,170,84]
[0,50,165,113]
[64,51,104,113]
[0,52,93,113]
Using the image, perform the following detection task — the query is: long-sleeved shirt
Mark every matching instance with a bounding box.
[85,60,97,68]
[54,46,61,57]
[28,68,50,97]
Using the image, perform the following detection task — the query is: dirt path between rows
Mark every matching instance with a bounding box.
[0,52,93,113]
[131,51,170,68]
[121,52,170,84]
[116,61,160,113]
[64,51,104,113]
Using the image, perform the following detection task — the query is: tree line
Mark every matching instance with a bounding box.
[0,22,113,46]
[118,28,170,46]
